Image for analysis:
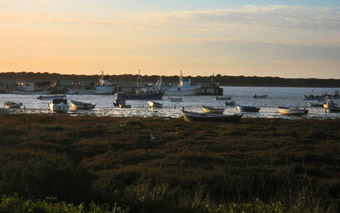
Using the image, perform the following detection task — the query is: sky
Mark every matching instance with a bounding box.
[0,0,340,78]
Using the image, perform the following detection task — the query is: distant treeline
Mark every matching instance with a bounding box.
[1,72,340,87]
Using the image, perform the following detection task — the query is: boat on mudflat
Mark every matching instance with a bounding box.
[225,101,235,106]
[148,101,162,108]
[48,99,69,113]
[202,105,225,114]
[70,100,96,110]
[37,95,66,100]
[119,104,131,108]
[236,104,260,112]
[4,101,22,109]
[182,109,242,122]
[278,106,308,115]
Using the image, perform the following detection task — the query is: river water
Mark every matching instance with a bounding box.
[1,86,340,119]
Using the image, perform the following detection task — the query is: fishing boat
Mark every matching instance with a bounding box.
[323,100,340,112]
[119,104,131,108]
[202,105,225,114]
[225,101,235,106]
[182,109,242,122]
[12,79,52,94]
[215,96,231,101]
[48,99,69,113]
[95,71,117,95]
[302,94,326,101]
[168,97,183,102]
[37,95,66,100]
[253,94,268,99]
[70,100,96,110]
[148,101,162,108]
[4,101,22,109]
[164,71,201,96]
[278,106,308,115]
[236,104,260,112]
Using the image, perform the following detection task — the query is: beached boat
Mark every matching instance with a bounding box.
[168,97,183,102]
[182,109,242,122]
[164,71,201,96]
[278,106,308,115]
[225,101,235,106]
[119,104,131,108]
[48,99,69,113]
[37,95,66,100]
[148,101,162,108]
[4,101,22,109]
[113,95,126,106]
[215,96,231,101]
[95,71,116,95]
[323,100,340,112]
[70,100,96,110]
[236,104,260,112]
[253,94,268,99]
[202,105,225,114]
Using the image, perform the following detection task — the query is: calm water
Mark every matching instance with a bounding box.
[1,86,340,119]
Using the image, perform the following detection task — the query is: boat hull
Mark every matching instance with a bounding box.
[278,107,308,115]
[48,103,69,113]
[236,105,260,112]
[70,101,96,110]
[148,101,162,108]
[202,106,225,114]
[4,102,22,109]
[182,110,242,122]
[164,86,201,96]
[95,86,116,95]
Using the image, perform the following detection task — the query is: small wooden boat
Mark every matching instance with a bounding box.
[236,104,260,112]
[148,101,162,108]
[215,96,231,101]
[202,105,225,114]
[70,100,96,110]
[225,101,235,106]
[4,101,22,109]
[37,95,66,100]
[253,94,267,99]
[278,106,308,115]
[48,99,69,113]
[168,97,182,102]
[119,104,131,108]
[323,100,340,112]
[182,109,242,122]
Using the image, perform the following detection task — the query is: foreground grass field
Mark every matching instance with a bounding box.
[0,114,339,212]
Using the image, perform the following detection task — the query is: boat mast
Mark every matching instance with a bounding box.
[137,69,143,87]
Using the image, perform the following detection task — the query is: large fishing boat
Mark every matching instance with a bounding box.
[164,71,201,96]
[95,71,117,95]
[12,79,52,94]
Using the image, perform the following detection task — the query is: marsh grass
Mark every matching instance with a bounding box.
[0,115,339,212]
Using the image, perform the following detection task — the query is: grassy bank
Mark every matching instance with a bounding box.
[0,114,339,212]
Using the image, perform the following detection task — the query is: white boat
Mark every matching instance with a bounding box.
[4,101,22,109]
[48,99,69,113]
[148,101,162,108]
[202,105,225,114]
[37,95,66,100]
[70,100,96,110]
[278,106,308,115]
[12,79,52,94]
[95,71,116,95]
[164,71,201,96]
[168,97,182,102]
[215,96,231,101]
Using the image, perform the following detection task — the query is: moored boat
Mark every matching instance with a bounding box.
[236,104,260,112]
[215,96,231,101]
[37,95,66,100]
[278,106,308,115]
[4,101,22,109]
[95,71,116,95]
[113,94,126,106]
[323,100,340,112]
[225,101,235,106]
[168,97,183,102]
[164,71,201,96]
[202,105,225,114]
[182,109,242,122]
[307,102,324,108]
[48,99,69,113]
[148,101,162,108]
[253,94,268,99]
[70,100,96,110]
[119,104,131,108]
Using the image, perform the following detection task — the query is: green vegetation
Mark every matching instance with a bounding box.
[0,115,339,212]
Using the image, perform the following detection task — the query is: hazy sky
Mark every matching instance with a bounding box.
[1,0,340,78]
